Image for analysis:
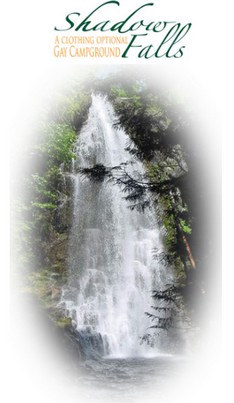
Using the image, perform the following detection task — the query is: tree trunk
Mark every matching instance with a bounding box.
[179,229,196,269]
[170,193,196,269]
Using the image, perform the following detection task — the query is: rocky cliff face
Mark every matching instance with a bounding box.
[28,170,75,332]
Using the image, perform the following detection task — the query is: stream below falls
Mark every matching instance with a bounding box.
[68,355,186,402]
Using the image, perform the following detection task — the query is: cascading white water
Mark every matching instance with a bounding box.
[61,94,171,358]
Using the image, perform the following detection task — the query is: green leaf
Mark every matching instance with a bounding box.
[179,219,192,234]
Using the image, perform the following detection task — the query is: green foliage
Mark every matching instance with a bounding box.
[38,123,76,168]
[179,219,192,234]
[31,174,58,203]
[49,92,91,130]
[110,87,128,98]
[14,86,92,279]
[108,83,174,160]
[106,78,195,279]
[31,202,57,210]
[27,123,77,229]
[30,94,90,218]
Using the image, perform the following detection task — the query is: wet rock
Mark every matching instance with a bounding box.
[76,328,106,359]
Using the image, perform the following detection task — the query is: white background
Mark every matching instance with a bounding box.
[2,0,230,402]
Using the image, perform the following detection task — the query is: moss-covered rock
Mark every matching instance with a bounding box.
[46,233,69,275]
[27,269,63,307]
[56,316,72,328]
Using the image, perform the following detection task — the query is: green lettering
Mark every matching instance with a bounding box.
[121,34,147,58]
[172,47,185,58]
[129,21,144,31]
[138,44,154,59]
[111,3,154,33]
[155,24,181,57]
[75,1,119,32]
[166,24,192,57]
[54,12,80,31]
[92,21,111,31]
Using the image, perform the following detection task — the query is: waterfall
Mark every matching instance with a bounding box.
[61,94,172,358]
